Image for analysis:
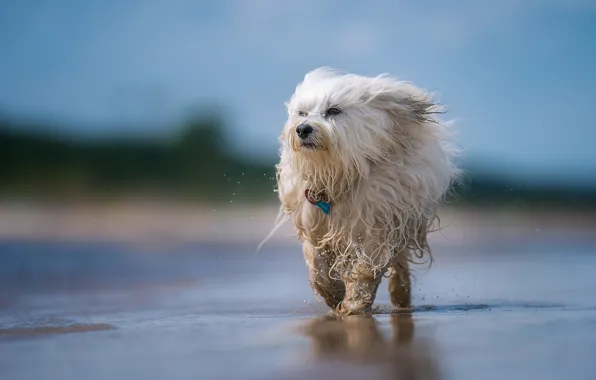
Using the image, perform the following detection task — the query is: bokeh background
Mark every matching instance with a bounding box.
[1,0,595,242]
[2,4,596,380]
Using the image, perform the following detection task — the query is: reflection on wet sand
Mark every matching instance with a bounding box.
[298,313,442,380]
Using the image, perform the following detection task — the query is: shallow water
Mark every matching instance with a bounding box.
[1,236,596,380]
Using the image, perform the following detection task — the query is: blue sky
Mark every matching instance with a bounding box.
[1,0,595,184]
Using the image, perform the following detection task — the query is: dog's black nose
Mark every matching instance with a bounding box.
[296,124,314,139]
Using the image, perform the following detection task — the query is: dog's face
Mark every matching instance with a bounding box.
[282,67,438,169]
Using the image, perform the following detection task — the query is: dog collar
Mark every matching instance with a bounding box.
[305,189,331,215]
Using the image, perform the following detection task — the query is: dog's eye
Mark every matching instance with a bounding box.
[298,110,308,117]
[325,107,341,117]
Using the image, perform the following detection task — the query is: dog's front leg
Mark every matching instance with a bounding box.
[388,254,412,310]
[338,265,383,316]
[303,242,345,310]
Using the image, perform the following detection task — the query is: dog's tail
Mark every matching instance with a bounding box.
[255,206,289,254]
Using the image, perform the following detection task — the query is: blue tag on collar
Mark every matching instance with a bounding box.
[305,189,331,215]
[315,200,331,215]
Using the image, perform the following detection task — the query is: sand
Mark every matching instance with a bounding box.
[0,200,594,245]
[2,232,596,380]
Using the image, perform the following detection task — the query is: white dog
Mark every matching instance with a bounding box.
[274,67,459,315]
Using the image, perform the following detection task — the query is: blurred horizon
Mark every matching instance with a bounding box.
[1,0,595,203]
[2,111,596,210]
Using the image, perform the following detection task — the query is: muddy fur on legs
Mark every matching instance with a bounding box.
[304,242,345,309]
[309,248,413,315]
[388,258,412,310]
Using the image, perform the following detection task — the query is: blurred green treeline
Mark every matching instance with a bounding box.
[1,113,595,208]
[0,113,276,202]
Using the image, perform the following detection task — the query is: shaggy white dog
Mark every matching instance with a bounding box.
[274,67,460,315]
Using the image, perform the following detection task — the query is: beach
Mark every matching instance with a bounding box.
[1,202,596,379]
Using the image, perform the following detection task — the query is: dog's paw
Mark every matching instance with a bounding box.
[336,300,374,316]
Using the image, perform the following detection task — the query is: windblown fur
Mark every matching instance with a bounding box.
[274,67,460,314]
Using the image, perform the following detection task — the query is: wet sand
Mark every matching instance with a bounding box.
[1,205,596,379]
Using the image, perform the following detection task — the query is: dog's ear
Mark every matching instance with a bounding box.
[370,83,442,128]
[399,94,442,125]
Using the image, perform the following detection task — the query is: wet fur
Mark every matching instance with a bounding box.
[275,68,460,315]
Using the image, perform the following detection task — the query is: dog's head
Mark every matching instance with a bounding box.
[282,67,443,179]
